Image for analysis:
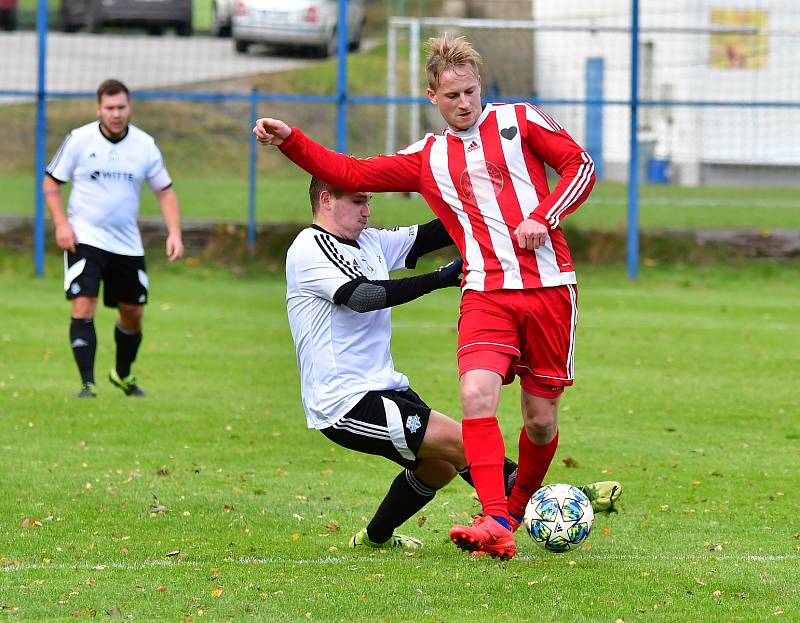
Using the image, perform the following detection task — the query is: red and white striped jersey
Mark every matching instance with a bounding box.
[280,102,595,291]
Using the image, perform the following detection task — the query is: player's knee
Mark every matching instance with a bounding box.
[460,382,498,418]
[523,418,557,444]
[118,305,144,330]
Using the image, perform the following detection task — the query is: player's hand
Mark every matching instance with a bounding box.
[166,233,184,262]
[55,222,77,253]
[253,118,292,147]
[514,218,549,250]
[435,258,463,288]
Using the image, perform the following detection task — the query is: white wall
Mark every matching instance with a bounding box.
[531,0,800,183]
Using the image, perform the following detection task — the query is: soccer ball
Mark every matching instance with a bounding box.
[523,483,594,553]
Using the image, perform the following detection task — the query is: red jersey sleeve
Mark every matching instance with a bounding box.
[522,106,596,229]
[279,127,422,193]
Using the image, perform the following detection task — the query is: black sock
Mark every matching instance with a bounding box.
[366,469,437,544]
[114,324,142,378]
[70,317,96,384]
[459,456,518,497]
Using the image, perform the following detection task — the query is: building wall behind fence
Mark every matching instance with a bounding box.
[532,0,800,186]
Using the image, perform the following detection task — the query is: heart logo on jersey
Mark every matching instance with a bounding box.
[500,126,518,140]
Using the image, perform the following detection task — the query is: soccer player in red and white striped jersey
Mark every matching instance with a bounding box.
[254,33,597,560]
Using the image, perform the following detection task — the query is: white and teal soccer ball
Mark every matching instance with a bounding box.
[523,483,594,553]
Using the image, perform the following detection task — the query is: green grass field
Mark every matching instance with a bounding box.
[2,251,799,621]
[3,172,800,231]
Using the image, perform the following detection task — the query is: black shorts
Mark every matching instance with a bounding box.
[64,244,148,308]
[320,388,432,470]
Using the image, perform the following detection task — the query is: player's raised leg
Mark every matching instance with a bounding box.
[449,369,516,560]
[350,409,461,550]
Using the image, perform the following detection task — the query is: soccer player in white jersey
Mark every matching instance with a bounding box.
[43,79,183,398]
[288,176,523,550]
[255,34,620,559]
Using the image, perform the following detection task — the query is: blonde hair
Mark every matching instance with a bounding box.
[425,33,483,90]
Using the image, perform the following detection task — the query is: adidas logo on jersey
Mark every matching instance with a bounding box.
[466,140,481,153]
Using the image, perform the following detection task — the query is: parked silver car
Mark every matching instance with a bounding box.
[232,0,365,57]
[59,0,193,35]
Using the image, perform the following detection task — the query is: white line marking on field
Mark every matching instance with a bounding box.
[3,552,799,573]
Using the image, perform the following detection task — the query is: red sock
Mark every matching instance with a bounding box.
[507,429,559,519]
[462,417,508,520]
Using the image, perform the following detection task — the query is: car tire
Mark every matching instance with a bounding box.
[1,9,16,31]
[211,3,231,37]
[176,21,192,36]
[234,39,250,53]
[348,18,365,52]
[59,5,78,32]
[319,27,337,58]
[85,3,103,33]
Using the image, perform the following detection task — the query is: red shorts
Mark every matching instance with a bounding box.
[457,286,578,398]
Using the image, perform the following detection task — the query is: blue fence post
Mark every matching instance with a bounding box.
[248,87,258,257]
[33,0,49,277]
[335,0,348,153]
[585,58,604,181]
[627,0,640,280]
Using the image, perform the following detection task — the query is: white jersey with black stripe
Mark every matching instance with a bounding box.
[286,223,420,429]
[46,121,172,256]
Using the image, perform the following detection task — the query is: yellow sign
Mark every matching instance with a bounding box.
[710,9,768,69]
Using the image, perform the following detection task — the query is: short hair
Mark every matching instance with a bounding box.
[425,33,482,90]
[308,176,344,215]
[96,79,129,102]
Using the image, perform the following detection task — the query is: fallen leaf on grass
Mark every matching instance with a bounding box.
[21,517,43,528]
[211,587,224,598]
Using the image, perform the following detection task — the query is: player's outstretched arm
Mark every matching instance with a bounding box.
[253,117,292,147]
[334,259,463,313]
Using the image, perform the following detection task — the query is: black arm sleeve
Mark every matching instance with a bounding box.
[405,219,455,269]
[333,273,441,313]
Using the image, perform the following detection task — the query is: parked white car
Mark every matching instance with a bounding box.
[232,0,365,57]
